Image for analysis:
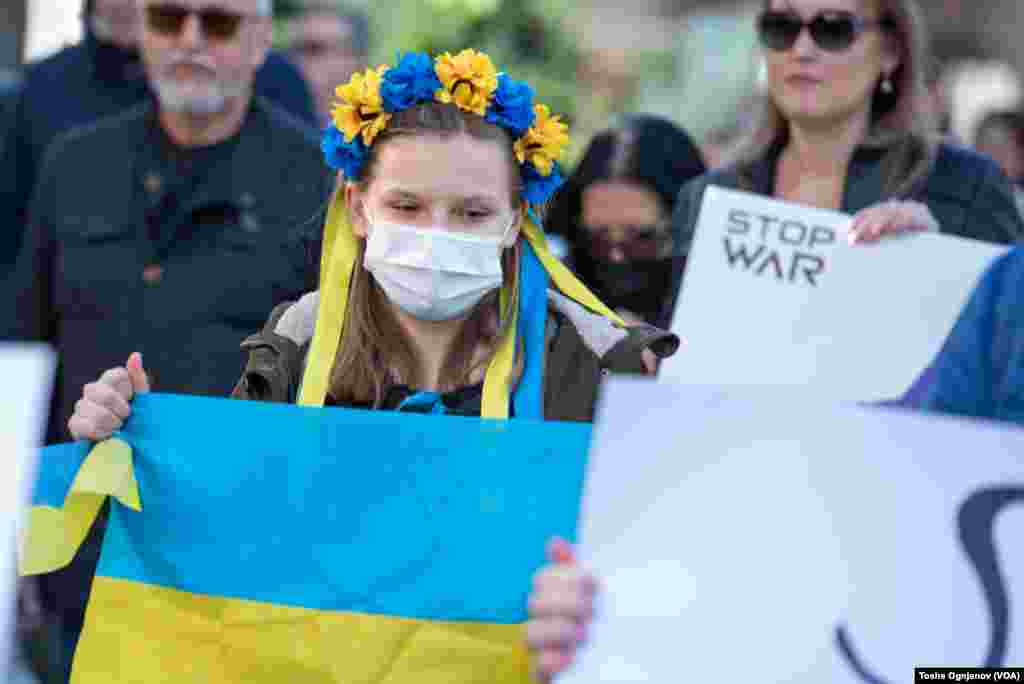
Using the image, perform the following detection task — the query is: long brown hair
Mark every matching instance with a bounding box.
[730,0,939,198]
[327,101,523,407]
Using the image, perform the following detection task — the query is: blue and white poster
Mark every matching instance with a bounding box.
[663,186,1008,401]
[566,378,1024,683]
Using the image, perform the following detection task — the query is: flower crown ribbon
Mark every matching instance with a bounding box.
[305,50,625,420]
[322,49,568,206]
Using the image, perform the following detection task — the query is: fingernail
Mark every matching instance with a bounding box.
[549,538,573,564]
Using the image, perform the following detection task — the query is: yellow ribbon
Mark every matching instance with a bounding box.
[297,187,358,407]
[297,193,625,417]
[19,438,141,576]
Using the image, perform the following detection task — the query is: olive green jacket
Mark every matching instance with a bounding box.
[231,290,680,421]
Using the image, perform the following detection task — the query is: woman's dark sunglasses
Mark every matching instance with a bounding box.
[584,224,673,261]
[757,10,890,53]
[145,4,250,41]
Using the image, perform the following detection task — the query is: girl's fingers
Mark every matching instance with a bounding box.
[528,588,593,622]
[525,617,579,650]
[534,647,573,678]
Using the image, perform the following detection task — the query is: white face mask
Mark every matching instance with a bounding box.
[362,209,515,321]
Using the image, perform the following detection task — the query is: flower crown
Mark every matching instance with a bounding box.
[321,49,570,206]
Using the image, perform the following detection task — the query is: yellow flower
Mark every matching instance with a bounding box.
[331,65,392,146]
[434,49,499,116]
[513,104,569,176]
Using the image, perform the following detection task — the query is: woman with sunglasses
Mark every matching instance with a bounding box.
[666,0,1023,325]
[524,1,1024,679]
[547,115,706,329]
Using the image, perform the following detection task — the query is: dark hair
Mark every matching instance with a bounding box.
[547,114,706,242]
[546,114,706,329]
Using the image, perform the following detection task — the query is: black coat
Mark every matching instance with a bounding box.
[4,97,333,446]
[0,30,318,272]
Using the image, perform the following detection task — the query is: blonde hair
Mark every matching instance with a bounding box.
[328,102,523,407]
[730,0,939,198]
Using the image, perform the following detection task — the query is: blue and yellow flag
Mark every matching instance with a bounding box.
[22,393,591,683]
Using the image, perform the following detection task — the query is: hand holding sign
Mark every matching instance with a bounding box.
[563,378,1024,684]
[526,539,598,682]
[848,200,939,244]
[663,187,1007,400]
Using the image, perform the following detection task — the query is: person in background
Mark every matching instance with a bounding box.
[668,0,1024,327]
[0,0,318,274]
[547,115,706,329]
[283,2,369,122]
[973,109,1024,214]
[0,68,20,159]
[2,1,332,678]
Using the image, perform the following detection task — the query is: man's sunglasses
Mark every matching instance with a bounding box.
[145,4,252,41]
[756,10,891,53]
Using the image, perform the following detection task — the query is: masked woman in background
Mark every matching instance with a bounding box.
[548,115,706,329]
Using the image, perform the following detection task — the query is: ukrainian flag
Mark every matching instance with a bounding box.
[21,393,591,683]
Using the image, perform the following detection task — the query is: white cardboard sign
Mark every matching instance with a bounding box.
[0,344,55,674]
[564,378,1024,684]
[662,186,1008,400]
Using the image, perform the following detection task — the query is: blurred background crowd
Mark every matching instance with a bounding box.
[8,0,1024,169]
[4,0,1024,682]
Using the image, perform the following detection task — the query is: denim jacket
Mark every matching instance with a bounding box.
[920,246,1024,425]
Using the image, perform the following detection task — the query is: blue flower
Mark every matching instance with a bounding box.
[485,74,536,136]
[380,52,443,112]
[322,124,369,179]
[521,161,564,205]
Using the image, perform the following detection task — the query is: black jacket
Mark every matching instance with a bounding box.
[664,141,1024,324]
[4,97,333,446]
[0,30,318,272]
[2,96,331,640]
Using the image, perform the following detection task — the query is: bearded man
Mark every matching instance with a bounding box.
[3,1,332,674]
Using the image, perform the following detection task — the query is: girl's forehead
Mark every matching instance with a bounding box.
[371,135,513,202]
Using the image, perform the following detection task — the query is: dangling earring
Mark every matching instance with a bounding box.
[880,74,894,94]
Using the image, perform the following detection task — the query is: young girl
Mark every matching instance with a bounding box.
[68,49,674,680]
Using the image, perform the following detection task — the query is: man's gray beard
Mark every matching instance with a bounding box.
[152,77,245,115]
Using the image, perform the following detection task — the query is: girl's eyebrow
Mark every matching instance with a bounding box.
[380,189,419,200]
[379,188,503,205]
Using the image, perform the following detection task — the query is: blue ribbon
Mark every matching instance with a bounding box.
[397,391,447,414]
[512,237,549,420]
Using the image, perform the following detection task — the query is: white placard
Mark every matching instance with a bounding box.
[0,344,55,674]
[564,377,1024,683]
[662,187,1008,400]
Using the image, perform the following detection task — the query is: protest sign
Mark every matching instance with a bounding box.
[0,344,54,673]
[563,377,1024,683]
[662,186,1008,400]
[23,393,591,683]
